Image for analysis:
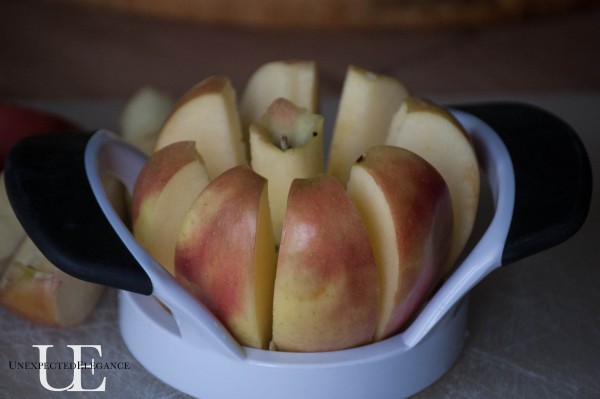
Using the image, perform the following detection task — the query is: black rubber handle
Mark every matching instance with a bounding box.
[456,102,592,265]
[4,131,153,295]
[3,104,592,295]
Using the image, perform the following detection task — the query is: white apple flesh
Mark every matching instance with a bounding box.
[119,86,175,155]
[0,172,26,275]
[0,238,105,327]
[132,141,209,275]
[153,75,247,180]
[327,65,410,185]
[385,97,480,273]
[347,145,453,341]
[250,98,324,244]
[240,60,318,131]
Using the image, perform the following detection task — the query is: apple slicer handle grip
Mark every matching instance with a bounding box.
[457,102,592,265]
[4,131,153,295]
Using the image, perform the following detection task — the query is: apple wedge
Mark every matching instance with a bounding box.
[272,174,379,352]
[0,171,26,275]
[153,75,247,180]
[347,146,453,341]
[250,98,324,244]
[327,65,410,185]
[0,237,105,327]
[119,86,175,155]
[132,141,209,275]
[385,97,480,272]
[240,60,318,155]
[175,165,277,349]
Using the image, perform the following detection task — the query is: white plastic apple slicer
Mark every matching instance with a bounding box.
[4,103,591,399]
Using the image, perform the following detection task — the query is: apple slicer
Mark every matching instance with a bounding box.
[4,102,591,399]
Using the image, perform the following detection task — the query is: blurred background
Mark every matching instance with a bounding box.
[1,1,599,398]
[1,0,599,102]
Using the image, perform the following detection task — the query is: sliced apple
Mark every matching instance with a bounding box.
[0,237,105,327]
[0,172,26,275]
[175,165,277,349]
[385,97,480,272]
[272,174,379,352]
[249,98,324,243]
[119,86,175,155]
[327,65,410,185]
[240,60,318,151]
[347,146,453,341]
[132,141,209,275]
[153,75,247,179]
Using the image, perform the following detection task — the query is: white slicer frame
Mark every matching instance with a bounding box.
[85,109,515,399]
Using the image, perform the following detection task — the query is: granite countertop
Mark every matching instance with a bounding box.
[1,1,599,397]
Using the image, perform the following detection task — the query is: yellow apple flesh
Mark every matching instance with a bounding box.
[153,75,247,179]
[272,174,379,352]
[0,238,105,327]
[0,172,26,275]
[175,165,277,349]
[119,86,175,155]
[132,141,209,275]
[250,98,324,244]
[327,65,410,185]
[385,97,480,273]
[240,60,318,134]
[347,146,453,341]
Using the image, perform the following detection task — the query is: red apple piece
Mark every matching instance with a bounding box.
[272,174,379,352]
[347,146,453,340]
[0,101,79,170]
[175,165,277,349]
[132,141,209,275]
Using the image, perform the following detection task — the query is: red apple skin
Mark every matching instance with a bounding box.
[175,166,263,317]
[0,102,80,170]
[131,141,200,228]
[349,146,453,340]
[174,165,275,349]
[272,174,379,352]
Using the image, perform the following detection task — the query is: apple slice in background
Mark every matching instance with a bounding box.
[153,75,247,180]
[0,237,105,328]
[175,166,277,349]
[0,172,26,275]
[347,146,453,341]
[385,97,480,273]
[0,101,80,170]
[240,60,318,151]
[327,65,410,185]
[249,98,324,244]
[119,86,175,155]
[132,141,209,275]
[272,174,379,352]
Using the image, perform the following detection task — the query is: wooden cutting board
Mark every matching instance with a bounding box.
[43,0,594,30]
